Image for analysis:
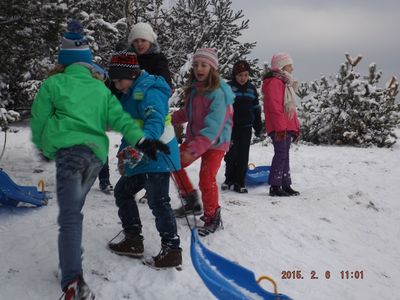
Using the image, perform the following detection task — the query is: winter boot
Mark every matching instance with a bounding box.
[64,276,95,300]
[221,181,233,191]
[198,207,223,236]
[174,190,202,218]
[138,192,148,204]
[99,182,113,194]
[108,232,144,258]
[145,245,183,269]
[283,186,300,196]
[269,186,290,197]
[233,183,248,194]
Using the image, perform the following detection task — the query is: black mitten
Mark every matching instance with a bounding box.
[136,138,170,160]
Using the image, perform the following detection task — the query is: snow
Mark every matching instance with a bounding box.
[1,123,400,300]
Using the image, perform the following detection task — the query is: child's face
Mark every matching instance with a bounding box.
[132,39,151,55]
[282,64,294,74]
[235,71,249,85]
[193,59,212,82]
[113,79,134,93]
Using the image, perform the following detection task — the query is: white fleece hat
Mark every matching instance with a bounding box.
[128,22,157,45]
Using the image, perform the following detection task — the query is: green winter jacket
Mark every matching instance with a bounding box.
[31,64,144,163]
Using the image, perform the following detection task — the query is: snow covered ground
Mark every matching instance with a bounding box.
[1,123,399,300]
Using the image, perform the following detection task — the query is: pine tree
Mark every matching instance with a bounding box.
[1,0,257,115]
[0,0,141,111]
[0,0,65,113]
[160,0,258,103]
[298,54,400,147]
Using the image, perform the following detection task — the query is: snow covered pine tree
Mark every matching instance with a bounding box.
[298,54,400,147]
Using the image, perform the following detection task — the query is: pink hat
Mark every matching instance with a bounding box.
[193,48,219,70]
[271,53,293,71]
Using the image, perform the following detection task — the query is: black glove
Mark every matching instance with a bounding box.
[136,138,170,160]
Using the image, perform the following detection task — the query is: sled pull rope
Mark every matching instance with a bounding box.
[38,179,45,192]
[257,275,279,297]
[0,129,7,161]
[161,154,197,230]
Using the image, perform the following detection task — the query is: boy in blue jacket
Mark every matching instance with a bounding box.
[222,60,263,193]
[107,51,182,269]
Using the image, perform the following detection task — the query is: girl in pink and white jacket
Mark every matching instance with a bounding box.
[171,48,234,236]
[262,53,300,197]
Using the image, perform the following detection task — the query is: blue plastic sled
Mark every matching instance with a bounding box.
[0,169,47,207]
[191,229,293,300]
[246,165,271,186]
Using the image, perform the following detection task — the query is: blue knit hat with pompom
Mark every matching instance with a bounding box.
[57,20,93,66]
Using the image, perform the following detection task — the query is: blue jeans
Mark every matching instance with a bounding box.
[268,132,293,187]
[114,172,180,248]
[55,146,103,290]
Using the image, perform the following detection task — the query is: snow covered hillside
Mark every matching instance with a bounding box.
[1,123,399,300]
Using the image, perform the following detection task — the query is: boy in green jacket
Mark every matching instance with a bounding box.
[31,20,169,300]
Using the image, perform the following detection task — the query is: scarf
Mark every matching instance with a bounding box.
[272,70,298,119]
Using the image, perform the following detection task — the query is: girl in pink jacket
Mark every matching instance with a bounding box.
[262,53,300,197]
[171,48,234,236]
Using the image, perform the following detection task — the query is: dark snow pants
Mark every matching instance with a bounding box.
[98,156,110,186]
[114,172,180,249]
[268,132,293,187]
[224,125,252,186]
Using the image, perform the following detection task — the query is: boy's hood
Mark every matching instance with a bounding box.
[128,70,171,100]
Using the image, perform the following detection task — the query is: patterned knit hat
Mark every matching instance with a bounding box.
[128,22,158,45]
[271,53,293,71]
[108,50,141,80]
[232,60,251,77]
[58,20,93,66]
[193,48,219,70]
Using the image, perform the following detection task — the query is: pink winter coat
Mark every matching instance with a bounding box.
[262,77,300,135]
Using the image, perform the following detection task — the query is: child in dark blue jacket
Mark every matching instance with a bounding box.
[106,51,182,269]
[222,60,263,193]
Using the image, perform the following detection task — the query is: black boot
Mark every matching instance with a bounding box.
[233,183,248,194]
[99,181,113,193]
[283,186,300,196]
[138,192,148,204]
[174,190,202,218]
[198,207,223,236]
[221,181,233,191]
[269,186,290,197]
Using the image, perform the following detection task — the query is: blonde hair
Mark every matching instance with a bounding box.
[47,64,105,82]
[183,68,220,98]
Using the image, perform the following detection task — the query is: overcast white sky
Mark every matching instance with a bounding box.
[230,0,400,82]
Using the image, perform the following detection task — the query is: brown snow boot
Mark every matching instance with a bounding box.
[108,232,144,258]
[145,245,182,269]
